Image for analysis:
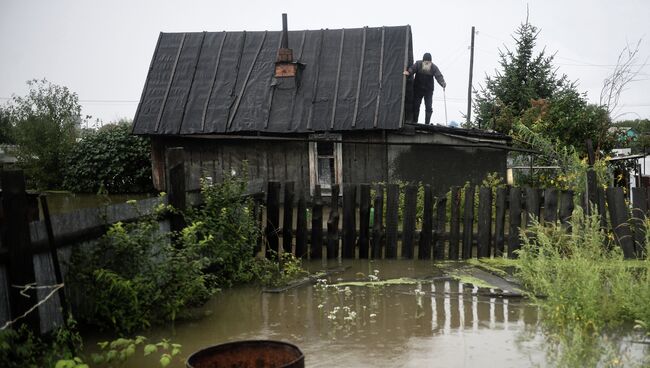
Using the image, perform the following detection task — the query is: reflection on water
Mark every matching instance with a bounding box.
[42,192,153,214]
[89,259,550,367]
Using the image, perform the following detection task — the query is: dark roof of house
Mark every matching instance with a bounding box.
[132,26,413,135]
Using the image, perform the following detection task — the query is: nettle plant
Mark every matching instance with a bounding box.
[66,199,215,334]
[181,174,261,287]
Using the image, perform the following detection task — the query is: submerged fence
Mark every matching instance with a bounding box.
[0,168,647,335]
[262,181,646,261]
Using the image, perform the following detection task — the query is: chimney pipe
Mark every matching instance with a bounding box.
[281,13,288,49]
[275,13,297,78]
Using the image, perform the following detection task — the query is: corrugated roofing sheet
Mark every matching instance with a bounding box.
[133,26,413,135]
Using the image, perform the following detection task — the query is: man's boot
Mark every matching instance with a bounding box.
[425,110,432,125]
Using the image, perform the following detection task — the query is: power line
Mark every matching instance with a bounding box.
[0,97,139,103]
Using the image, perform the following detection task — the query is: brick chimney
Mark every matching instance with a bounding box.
[275,13,297,78]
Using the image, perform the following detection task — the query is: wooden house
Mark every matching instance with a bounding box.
[132,20,514,195]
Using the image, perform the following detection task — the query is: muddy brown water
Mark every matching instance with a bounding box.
[85,260,557,367]
[42,192,153,214]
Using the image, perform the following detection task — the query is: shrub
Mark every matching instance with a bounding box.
[182,175,260,287]
[66,202,215,333]
[63,121,153,193]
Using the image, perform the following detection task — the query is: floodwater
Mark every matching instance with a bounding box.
[89,259,555,367]
[42,192,153,215]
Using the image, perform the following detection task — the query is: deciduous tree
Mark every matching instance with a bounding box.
[6,79,83,188]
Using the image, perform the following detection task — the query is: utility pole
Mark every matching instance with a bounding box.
[467,26,476,128]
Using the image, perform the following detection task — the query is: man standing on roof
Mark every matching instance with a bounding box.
[404,53,446,125]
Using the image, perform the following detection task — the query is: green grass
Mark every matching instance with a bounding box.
[515,207,650,367]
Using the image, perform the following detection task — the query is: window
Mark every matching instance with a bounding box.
[309,134,342,195]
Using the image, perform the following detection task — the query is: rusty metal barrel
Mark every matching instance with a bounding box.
[186,340,304,368]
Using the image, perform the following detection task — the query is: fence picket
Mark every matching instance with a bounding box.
[462,186,475,259]
[295,189,308,258]
[282,181,295,254]
[477,187,492,258]
[310,185,323,259]
[434,197,447,260]
[543,188,559,224]
[419,185,433,260]
[559,190,574,230]
[494,187,507,257]
[343,184,357,259]
[449,187,461,260]
[606,187,635,259]
[508,187,522,258]
[402,184,417,259]
[327,184,341,259]
[372,185,384,259]
[632,187,647,259]
[385,184,399,258]
[358,184,371,259]
[525,187,540,226]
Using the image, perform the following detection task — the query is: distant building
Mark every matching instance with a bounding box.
[0,145,17,168]
[609,126,638,145]
[132,22,518,195]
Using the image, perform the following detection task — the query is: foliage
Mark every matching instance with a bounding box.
[516,207,650,366]
[59,336,182,368]
[0,321,82,368]
[66,199,215,333]
[472,19,568,132]
[471,18,615,164]
[182,174,260,287]
[250,251,309,288]
[0,107,14,144]
[63,121,153,193]
[513,122,610,194]
[5,79,83,189]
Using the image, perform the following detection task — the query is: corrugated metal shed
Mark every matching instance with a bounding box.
[132,26,413,135]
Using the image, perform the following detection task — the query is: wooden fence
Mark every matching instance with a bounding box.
[262,181,647,261]
[0,169,647,335]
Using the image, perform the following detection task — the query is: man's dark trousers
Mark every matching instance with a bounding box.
[413,90,433,124]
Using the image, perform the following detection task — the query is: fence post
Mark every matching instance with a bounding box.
[310,185,323,259]
[282,182,295,254]
[166,147,186,234]
[342,184,357,259]
[358,184,371,259]
[1,170,40,333]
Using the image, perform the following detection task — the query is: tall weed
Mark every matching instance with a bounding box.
[516,207,650,366]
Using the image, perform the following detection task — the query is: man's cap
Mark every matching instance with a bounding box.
[423,53,432,61]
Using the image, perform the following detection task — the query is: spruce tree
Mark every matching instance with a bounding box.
[472,20,568,132]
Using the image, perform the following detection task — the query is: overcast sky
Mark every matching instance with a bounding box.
[1,0,648,127]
